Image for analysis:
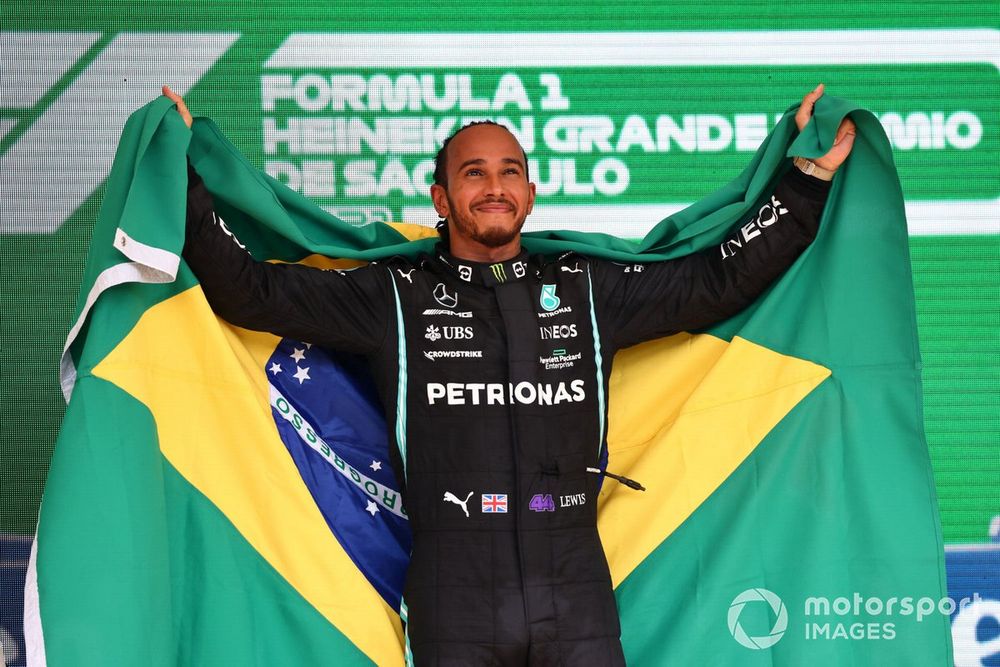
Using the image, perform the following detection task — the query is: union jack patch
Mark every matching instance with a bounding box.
[481,493,508,513]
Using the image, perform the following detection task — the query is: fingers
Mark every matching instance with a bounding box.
[162,85,193,129]
[794,84,857,173]
[833,117,857,146]
[815,117,857,172]
[795,83,825,132]
[833,117,857,157]
[825,128,856,169]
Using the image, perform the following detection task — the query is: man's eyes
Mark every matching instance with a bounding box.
[462,167,522,177]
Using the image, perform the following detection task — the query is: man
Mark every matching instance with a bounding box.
[166,84,854,665]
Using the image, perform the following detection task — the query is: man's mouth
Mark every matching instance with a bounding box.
[475,200,514,213]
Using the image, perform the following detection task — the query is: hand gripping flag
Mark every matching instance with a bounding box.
[26,94,953,665]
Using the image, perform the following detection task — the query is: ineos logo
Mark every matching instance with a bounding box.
[539,324,578,340]
[720,196,790,260]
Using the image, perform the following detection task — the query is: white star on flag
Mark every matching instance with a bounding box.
[304,342,313,349]
[370,460,382,472]
[293,366,311,384]
[290,347,306,363]
[268,363,282,375]
[365,500,379,516]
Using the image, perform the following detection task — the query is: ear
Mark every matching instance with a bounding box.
[526,182,536,215]
[430,184,450,219]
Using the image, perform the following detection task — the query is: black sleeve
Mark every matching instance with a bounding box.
[593,167,831,350]
[182,165,391,354]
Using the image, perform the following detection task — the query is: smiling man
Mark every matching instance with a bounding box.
[430,122,535,260]
[170,84,854,666]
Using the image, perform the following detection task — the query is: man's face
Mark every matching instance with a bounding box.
[431,124,536,250]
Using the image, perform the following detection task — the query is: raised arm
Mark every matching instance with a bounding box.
[593,168,829,350]
[165,86,391,354]
[593,85,855,351]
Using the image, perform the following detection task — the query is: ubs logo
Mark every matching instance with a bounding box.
[442,326,474,340]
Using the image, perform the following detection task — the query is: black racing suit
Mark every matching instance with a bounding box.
[183,166,829,666]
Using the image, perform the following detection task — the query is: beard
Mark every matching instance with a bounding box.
[446,194,527,249]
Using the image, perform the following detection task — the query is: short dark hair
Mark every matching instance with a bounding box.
[432,120,530,187]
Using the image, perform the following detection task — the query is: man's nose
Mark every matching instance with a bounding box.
[484,172,504,196]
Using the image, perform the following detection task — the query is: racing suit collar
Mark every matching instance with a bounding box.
[435,243,535,287]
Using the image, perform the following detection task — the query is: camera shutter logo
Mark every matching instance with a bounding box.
[728,588,788,649]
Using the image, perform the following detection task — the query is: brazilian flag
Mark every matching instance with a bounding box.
[26,94,952,664]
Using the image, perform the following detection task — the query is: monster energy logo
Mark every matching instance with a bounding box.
[490,263,507,282]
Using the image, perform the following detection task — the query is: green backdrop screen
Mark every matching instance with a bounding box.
[1,3,997,665]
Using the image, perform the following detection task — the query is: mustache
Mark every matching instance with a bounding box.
[473,197,515,208]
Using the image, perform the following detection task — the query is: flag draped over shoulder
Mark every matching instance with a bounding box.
[27,95,952,665]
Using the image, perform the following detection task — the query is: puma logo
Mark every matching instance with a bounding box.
[397,268,415,284]
[560,263,582,274]
[443,491,474,518]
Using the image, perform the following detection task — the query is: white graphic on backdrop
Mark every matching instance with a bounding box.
[261,29,998,237]
[1,30,996,236]
[264,30,1000,69]
[0,33,102,109]
[0,32,240,234]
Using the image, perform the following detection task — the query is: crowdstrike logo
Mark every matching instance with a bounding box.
[728,588,788,650]
[423,350,483,361]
